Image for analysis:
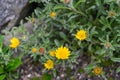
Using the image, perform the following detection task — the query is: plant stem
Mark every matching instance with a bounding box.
[7,72,12,80]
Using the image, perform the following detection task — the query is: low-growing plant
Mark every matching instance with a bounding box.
[0,34,22,80]
[3,0,120,79]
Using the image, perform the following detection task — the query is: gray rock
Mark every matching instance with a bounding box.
[24,22,34,34]
[0,0,29,31]
[4,33,12,46]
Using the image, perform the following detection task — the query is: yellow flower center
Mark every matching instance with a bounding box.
[49,50,55,57]
[55,46,70,60]
[31,48,37,53]
[75,30,87,41]
[94,67,102,75]
[9,37,20,48]
[50,12,56,18]
[44,59,54,70]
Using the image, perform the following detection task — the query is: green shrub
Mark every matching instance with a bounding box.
[4,0,120,79]
[0,34,21,80]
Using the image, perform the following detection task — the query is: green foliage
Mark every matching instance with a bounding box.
[3,0,120,79]
[41,73,52,80]
[5,58,22,71]
[0,75,6,80]
[0,57,21,80]
[30,77,40,80]
[111,57,120,62]
[116,67,120,73]
[84,62,94,73]
[0,34,22,80]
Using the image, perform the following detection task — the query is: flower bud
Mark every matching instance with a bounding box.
[64,0,70,4]
[39,48,45,54]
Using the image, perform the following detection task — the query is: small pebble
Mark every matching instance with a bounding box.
[27,74,31,78]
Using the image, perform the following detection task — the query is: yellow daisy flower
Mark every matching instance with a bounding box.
[50,12,56,18]
[93,67,102,75]
[44,59,54,70]
[31,48,37,53]
[9,37,20,48]
[75,30,87,41]
[55,46,70,60]
[49,50,55,57]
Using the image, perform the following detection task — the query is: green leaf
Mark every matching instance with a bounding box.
[104,0,115,3]
[95,49,106,55]
[0,74,6,80]
[2,47,9,53]
[75,0,86,7]
[84,62,94,73]
[59,32,68,41]
[116,67,120,73]
[54,4,65,10]
[0,48,2,53]
[6,58,22,71]
[0,34,4,48]
[95,0,102,6]
[79,0,86,2]
[111,58,120,62]
[54,39,60,47]
[0,66,4,74]
[41,73,52,80]
[53,69,57,77]
[30,77,40,80]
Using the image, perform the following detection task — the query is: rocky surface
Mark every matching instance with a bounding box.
[0,0,29,31]
[17,54,120,80]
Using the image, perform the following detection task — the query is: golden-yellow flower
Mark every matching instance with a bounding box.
[44,59,54,70]
[49,50,55,57]
[50,12,56,18]
[55,46,70,59]
[75,30,87,41]
[93,67,102,75]
[31,48,37,53]
[9,37,20,48]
